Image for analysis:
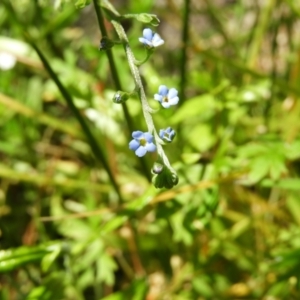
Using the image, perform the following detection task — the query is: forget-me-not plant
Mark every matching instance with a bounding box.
[102,4,179,188]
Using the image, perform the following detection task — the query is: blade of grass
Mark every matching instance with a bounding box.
[195,46,300,96]
[178,0,191,106]
[246,0,276,69]
[0,163,110,192]
[29,40,123,201]
[0,92,82,138]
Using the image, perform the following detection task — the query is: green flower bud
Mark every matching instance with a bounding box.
[152,163,179,189]
[113,91,130,104]
[99,37,115,51]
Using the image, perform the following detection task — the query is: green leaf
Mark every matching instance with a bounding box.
[187,124,216,152]
[74,0,91,9]
[96,252,118,286]
[41,247,61,272]
[0,243,63,273]
[171,94,217,124]
[287,194,300,226]
[248,156,271,183]
[102,279,148,300]
[278,178,300,190]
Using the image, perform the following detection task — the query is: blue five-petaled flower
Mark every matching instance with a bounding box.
[129,131,156,157]
[159,127,176,143]
[139,28,164,48]
[154,85,179,108]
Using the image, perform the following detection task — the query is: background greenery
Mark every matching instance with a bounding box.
[1,0,300,299]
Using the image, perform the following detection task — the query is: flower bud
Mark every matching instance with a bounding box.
[99,37,115,51]
[152,163,178,189]
[112,91,130,104]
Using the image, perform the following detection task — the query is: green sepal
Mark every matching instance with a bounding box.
[121,13,160,26]
[152,163,179,189]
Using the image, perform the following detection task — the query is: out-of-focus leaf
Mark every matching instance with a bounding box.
[96,252,118,286]
[285,140,300,160]
[101,215,128,234]
[171,211,193,245]
[287,194,300,226]
[187,124,216,152]
[171,94,217,124]
[122,13,160,26]
[0,242,64,273]
[102,279,148,300]
[278,178,300,190]
[193,276,214,297]
[74,0,91,9]
[41,246,61,272]
[26,272,66,300]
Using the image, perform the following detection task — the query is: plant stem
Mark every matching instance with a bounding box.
[246,0,276,69]
[93,0,151,181]
[179,0,191,106]
[111,20,174,172]
[30,41,123,201]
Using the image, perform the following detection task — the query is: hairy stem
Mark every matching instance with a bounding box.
[111,20,174,171]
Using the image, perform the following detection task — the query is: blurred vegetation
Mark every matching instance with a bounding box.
[1,0,300,299]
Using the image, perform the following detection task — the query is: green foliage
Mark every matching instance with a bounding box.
[1,0,300,299]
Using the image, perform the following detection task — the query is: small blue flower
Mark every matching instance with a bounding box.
[129,131,156,157]
[139,28,164,48]
[154,85,179,108]
[159,127,176,142]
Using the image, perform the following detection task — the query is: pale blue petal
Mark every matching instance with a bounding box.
[144,132,153,143]
[161,102,171,108]
[152,33,164,47]
[143,28,153,41]
[139,38,153,47]
[168,88,178,98]
[169,96,179,106]
[159,129,165,139]
[145,142,156,152]
[135,146,147,157]
[132,131,144,139]
[158,85,168,96]
[129,139,140,150]
[154,94,163,102]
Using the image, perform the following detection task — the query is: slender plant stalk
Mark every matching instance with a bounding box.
[3,0,123,201]
[246,0,276,68]
[195,47,300,96]
[93,0,151,181]
[30,41,123,201]
[111,20,174,172]
[179,0,191,106]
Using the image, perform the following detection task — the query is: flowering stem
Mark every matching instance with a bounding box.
[93,0,151,181]
[111,20,175,172]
